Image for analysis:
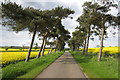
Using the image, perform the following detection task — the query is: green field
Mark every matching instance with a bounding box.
[71,51,118,78]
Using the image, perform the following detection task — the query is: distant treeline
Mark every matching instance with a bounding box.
[0,46,30,49]
[0,46,51,49]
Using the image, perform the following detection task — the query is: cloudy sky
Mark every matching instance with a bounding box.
[0,0,119,48]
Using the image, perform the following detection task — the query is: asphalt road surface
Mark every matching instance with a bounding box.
[35,51,86,78]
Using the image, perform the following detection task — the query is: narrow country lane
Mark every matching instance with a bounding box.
[35,51,87,79]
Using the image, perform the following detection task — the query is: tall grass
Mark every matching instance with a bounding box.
[71,51,118,78]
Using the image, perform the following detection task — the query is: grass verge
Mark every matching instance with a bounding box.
[2,51,64,80]
[71,51,118,78]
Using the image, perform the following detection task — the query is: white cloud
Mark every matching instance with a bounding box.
[1,0,118,48]
[1,27,42,46]
[89,36,118,48]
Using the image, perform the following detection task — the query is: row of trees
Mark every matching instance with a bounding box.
[1,1,74,61]
[68,1,118,61]
[1,0,119,62]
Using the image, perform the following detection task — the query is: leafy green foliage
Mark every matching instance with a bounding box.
[33,43,38,50]
[4,47,9,51]
[19,48,22,51]
[68,27,86,51]
[1,2,74,61]
[52,6,74,19]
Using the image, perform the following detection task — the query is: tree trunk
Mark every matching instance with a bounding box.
[55,40,58,52]
[48,46,51,54]
[25,25,37,62]
[98,27,104,61]
[48,45,53,54]
[36,36,45,58]
[41,37,47,56]
[48,49,50,54]
[83,38,87,55]
[54,48,57,52]
[72,44,75,51]
[85,33,90,54]
[77,46,79,51]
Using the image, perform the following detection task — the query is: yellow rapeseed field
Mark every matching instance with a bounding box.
[0,49,55,65]
[86,47,119,54]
